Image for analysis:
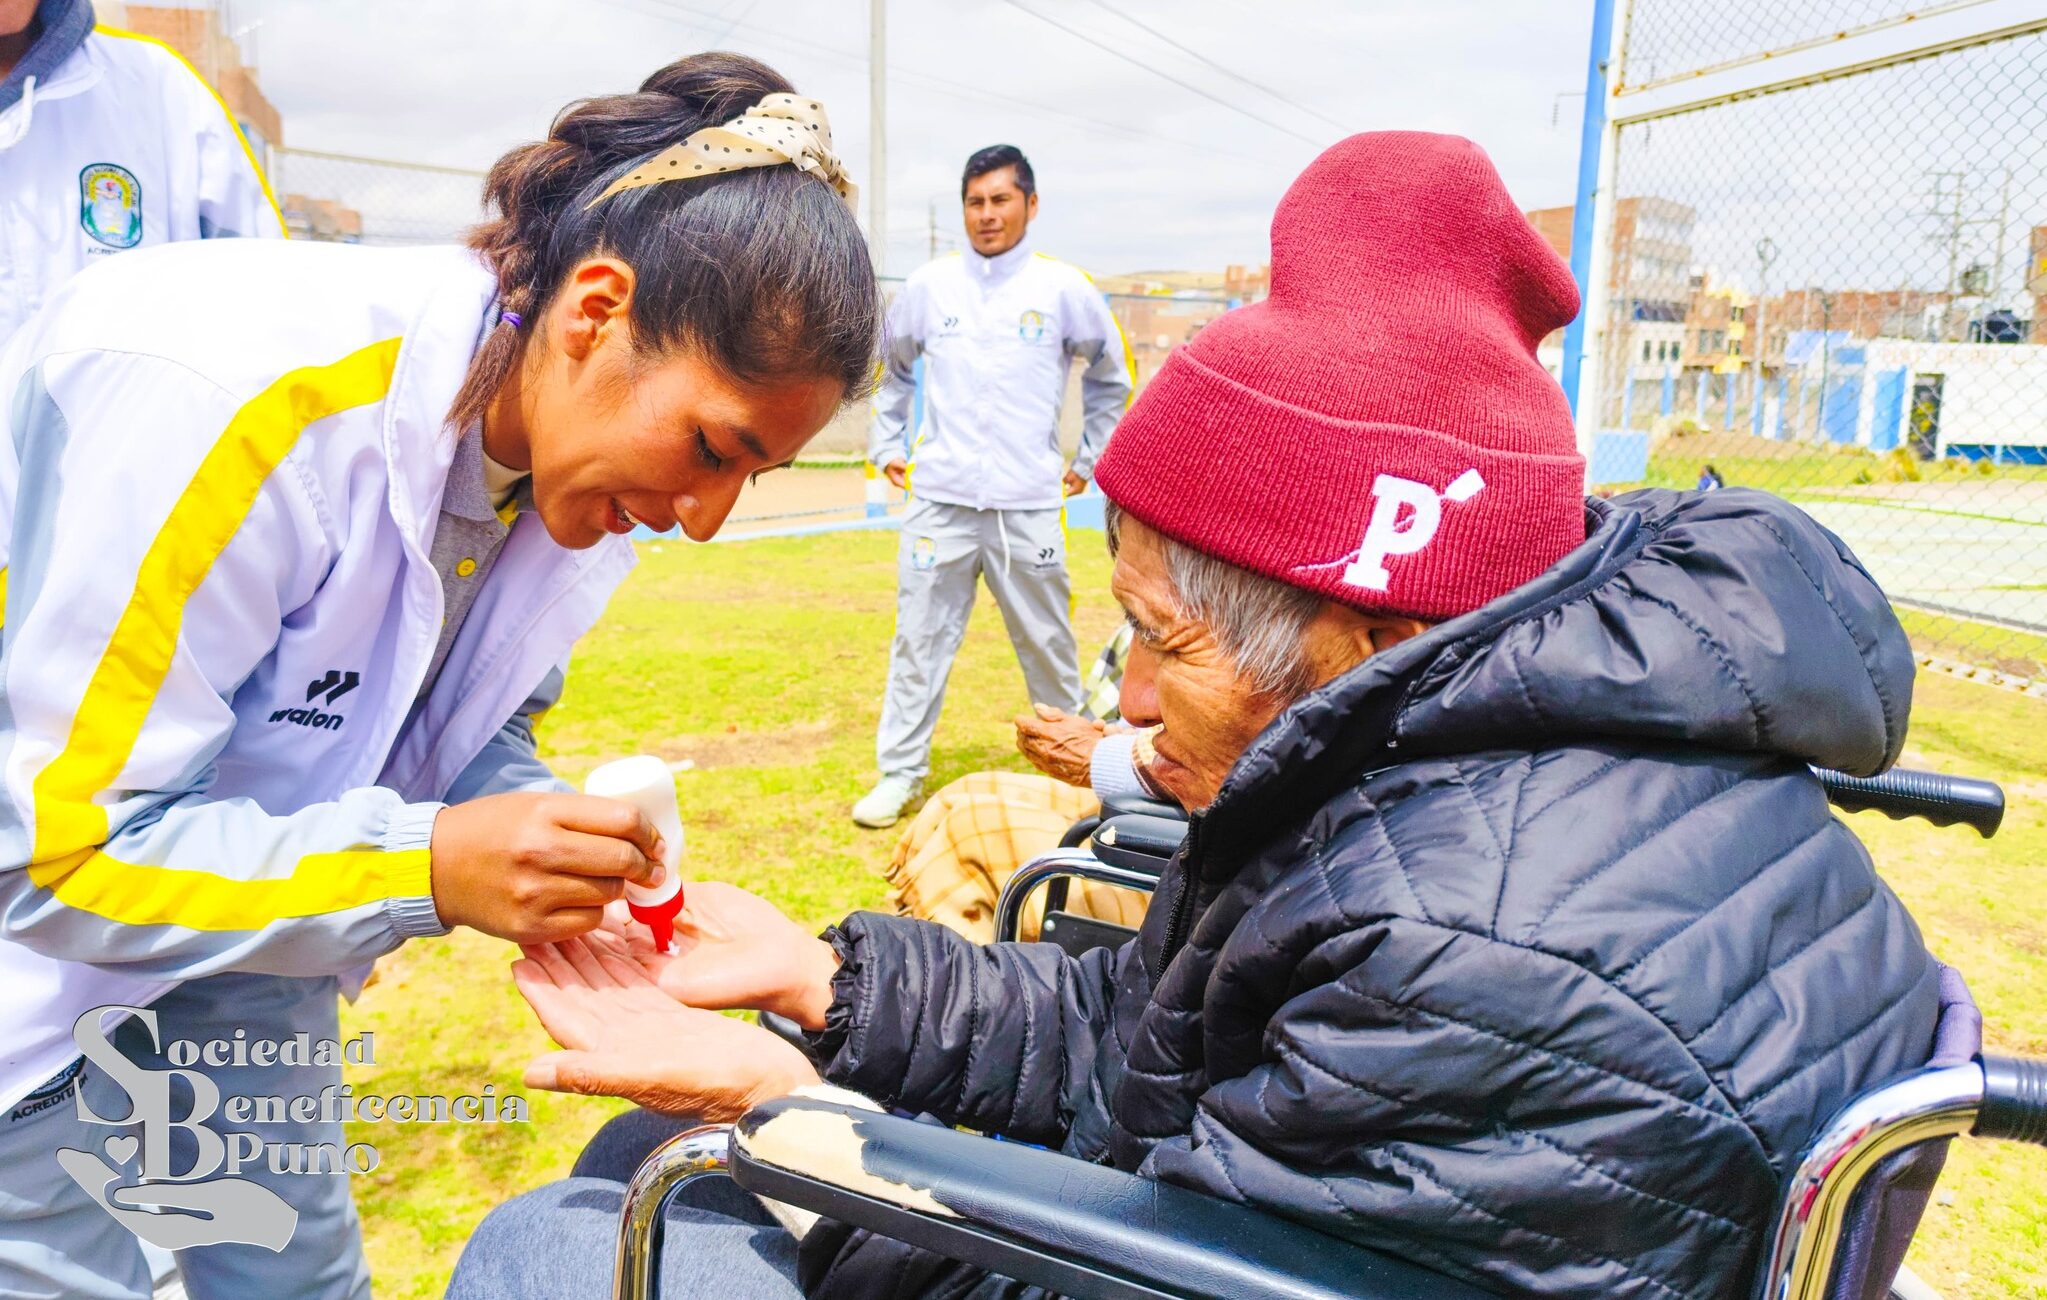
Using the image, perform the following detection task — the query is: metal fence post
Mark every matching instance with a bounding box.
[1560,0,1621,451]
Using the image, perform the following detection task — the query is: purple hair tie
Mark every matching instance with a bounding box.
[500,310,522,328]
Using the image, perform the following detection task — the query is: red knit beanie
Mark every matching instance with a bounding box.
[1094,132,1586,622]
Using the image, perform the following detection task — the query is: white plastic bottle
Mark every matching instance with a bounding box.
[584,755,686,950]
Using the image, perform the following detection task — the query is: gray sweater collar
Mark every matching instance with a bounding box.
[1,0,94,116]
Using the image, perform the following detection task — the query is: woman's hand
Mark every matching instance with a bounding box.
[593,882,840,1030]
[430,793,664,944]
[513,935,819,1122]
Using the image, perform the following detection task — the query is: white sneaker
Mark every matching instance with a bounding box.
[852,775,923,828]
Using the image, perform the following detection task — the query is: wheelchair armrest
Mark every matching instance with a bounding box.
[729,1097,1496,1300]
[1092,813,1185,876]
[1101,792,1186,822]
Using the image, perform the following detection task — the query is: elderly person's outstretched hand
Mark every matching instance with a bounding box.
[595,882,839,1025]
[511,883,841,1122]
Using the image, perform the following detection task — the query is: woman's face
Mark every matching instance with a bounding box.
[497,260,845,549]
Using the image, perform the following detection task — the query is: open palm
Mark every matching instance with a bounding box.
[591,882,838,1027]
[513,935,818,1122]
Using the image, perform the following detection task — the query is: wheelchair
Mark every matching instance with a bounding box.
[614,765,2040,1300]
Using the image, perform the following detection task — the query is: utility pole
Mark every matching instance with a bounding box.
[928,200,937,262]
[869,0,886,276]
[1753,237,1776,438]
[1991,167,2013,306]
[1816,288,1835,443]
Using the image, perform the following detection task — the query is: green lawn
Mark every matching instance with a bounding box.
[338,531,2047,1299]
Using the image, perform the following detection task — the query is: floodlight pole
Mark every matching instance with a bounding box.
[870,0,887,277]
[1561,0,1622,459]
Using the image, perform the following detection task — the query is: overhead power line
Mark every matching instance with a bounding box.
[587,0,1274,166]
[1080,0,1351,136]
[998,0,1326,148]
[705,0,762,46]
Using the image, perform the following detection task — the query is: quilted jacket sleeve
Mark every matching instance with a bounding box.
[809,911,1129,1147]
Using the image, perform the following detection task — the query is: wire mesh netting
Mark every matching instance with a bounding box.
[269,149,486,247]
[1592,21,2047,687]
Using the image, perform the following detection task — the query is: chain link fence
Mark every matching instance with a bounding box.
[270,148,485,246]
[1585,5,2047,690]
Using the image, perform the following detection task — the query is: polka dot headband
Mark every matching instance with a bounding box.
[586,91,856,210]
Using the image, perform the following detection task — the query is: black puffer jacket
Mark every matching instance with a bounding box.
[804,489,1938,1300]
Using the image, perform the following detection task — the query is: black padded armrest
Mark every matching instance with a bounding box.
[1092,813,1186,877]
[730,1097,1496,1300]
[1101,793,1186,822]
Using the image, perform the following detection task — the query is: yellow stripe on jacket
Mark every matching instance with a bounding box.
[28,845,432,931]
[27,339,403,919]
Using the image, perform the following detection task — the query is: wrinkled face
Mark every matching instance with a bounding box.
[962,166,1037,257]
[1110,517,1298,812]
[504,262,843,549]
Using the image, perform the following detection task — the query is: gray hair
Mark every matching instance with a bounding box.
[1104,501,1322,699]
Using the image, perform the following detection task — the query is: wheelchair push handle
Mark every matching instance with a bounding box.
[1977,1055,2047,1145]
[1810,765,2005,838]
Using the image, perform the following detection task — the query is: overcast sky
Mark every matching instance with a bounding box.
[250,0,1595,278]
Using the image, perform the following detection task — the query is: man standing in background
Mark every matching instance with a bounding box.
[0,0,285,341]
[854,144,1132,828]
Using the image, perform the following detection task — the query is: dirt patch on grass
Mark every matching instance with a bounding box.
[653,718,843,770]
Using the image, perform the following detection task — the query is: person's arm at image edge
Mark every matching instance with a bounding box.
[869,286,924,487]
[1064,279,1135,489]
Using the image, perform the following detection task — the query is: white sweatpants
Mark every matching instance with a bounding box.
[876,499,1082,781]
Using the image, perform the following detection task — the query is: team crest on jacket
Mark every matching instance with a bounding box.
[1016,309,1048,342]
[79,163,143,249]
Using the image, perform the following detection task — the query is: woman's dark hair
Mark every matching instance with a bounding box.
[451,52,879,429]
[961,144,1034,199]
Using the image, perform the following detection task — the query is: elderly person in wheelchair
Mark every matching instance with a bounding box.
[450,133,1976,1300]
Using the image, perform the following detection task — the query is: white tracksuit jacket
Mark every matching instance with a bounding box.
[869,236,1132,511]
[0,240,636,1111]
[0,7,285,342]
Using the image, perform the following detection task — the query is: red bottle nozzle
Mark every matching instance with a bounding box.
[627,886,686,952]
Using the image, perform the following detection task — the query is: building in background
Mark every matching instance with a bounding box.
[104,3,282,168]
[279,194,363,243]
[1095,264,1266,387]
[103,2,453,245]
[1525,197,1696,400]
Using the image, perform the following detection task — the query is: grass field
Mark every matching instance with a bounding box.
[338,530,2047,1299]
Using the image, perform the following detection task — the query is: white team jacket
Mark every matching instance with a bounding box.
[0,241,636,1110]
[0,19,284,341]
[869,236,1132,511]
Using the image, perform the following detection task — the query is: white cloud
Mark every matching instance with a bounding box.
[255,0,1592,275]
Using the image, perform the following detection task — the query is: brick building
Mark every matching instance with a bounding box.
[1525,197,1696,408]
[1095,264,1267,388]
[103,3,282,165]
